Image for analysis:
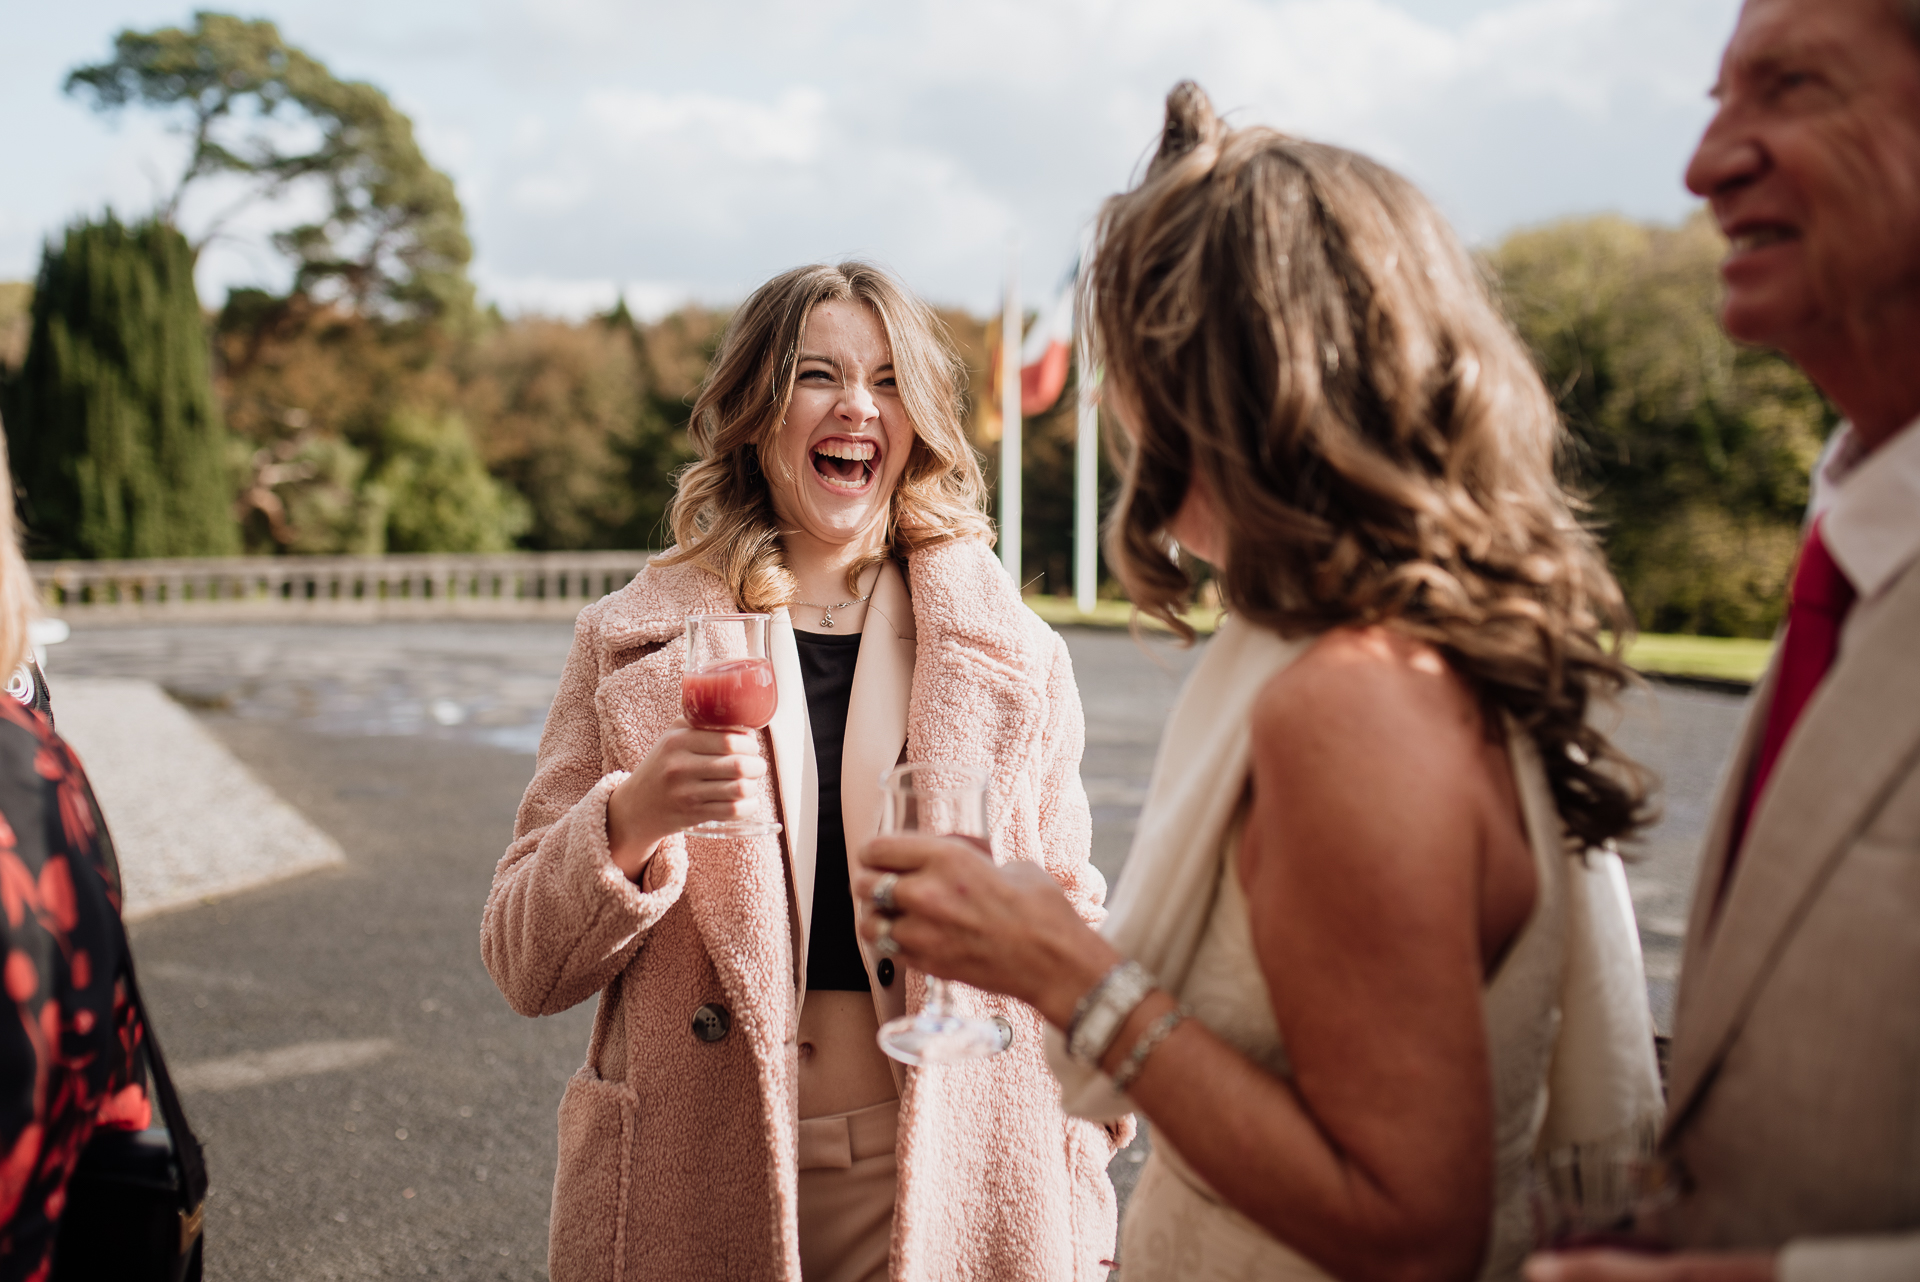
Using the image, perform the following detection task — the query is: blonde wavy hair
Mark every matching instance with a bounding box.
[1094,84,1650,851]
[0,424,38,677]
[659,262,992,609]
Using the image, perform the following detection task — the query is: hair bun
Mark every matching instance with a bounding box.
[1152,81,1223,175]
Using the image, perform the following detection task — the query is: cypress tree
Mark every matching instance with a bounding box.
[3,214,239,559]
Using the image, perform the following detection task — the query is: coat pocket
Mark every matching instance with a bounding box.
[549,1064,640,1282]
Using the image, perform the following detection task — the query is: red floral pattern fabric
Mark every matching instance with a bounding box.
[0,697,147,1282]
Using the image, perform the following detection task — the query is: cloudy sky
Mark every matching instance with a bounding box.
[6,0,1741,318]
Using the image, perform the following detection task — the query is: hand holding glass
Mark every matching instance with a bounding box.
[681,613,781,840]
[872,763,1007,1066]
[1530,1147,1675,1254]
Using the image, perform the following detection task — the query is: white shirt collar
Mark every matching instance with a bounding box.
[1815,418,1920,601]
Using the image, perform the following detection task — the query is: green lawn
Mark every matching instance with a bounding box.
[1620,632,1773,683]
[1022,595,1222,635]
[1024,595,1773,683]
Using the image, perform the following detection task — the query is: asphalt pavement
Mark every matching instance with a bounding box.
[45,619,1747,1279]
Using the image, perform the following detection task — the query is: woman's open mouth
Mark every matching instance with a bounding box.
[812,439,877,492]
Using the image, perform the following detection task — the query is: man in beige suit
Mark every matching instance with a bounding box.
[1529,1,1920,1281]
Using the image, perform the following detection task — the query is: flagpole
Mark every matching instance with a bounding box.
[999,238,1022,583]
[1073,316,1098,615]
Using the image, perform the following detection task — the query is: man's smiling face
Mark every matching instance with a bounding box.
[1685,0,1920,358]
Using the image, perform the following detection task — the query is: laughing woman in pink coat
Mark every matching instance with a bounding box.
[482,262,1119,1282]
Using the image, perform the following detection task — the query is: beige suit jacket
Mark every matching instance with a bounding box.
[1662,556,1920,1280]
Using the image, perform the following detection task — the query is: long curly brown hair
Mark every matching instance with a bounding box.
[658,261,992,610]
[1094,83,1650,851]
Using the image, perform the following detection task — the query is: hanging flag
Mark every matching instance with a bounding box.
[1019,264,1076,417]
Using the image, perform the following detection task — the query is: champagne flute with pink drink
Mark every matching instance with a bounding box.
[682,613,782,840]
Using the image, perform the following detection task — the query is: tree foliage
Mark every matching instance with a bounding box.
[1489,212,1834,637]
[369,408,529,553]
[212,293,707,555]
[0,283,29,375]
[460,308,693,551]
[216,292,529,555]
[67,11,472,321]
[2,215,239,559]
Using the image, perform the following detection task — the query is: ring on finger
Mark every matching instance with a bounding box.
[874,916,899,957]
[872,872,901,918]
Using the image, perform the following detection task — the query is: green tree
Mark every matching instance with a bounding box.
[2,215,240,559]
[233,427,387,554]
[1489,212,1833,637]
[601,299,702,549]
[370,408,529,553]
[215,290,457,553]
[67,11,472,321]
[460,314,657,550]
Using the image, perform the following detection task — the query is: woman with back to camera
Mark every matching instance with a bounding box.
[853,84,1665,1282]
[482,262,1120,1281]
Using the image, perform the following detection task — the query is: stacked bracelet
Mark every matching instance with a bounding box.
[1066,960,1156,1066]
[1110,1004,1190,1093]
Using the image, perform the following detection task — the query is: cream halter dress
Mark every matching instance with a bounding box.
[1044,617,1662,1282]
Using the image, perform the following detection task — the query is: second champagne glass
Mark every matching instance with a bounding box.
[681,612,782,840]
[873,762,1007,1066]
[1529,1146,1676,1253]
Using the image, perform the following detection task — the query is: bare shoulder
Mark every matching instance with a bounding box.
[1251,627,1487,777]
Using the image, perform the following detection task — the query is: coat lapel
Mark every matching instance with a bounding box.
[842,562,916,873]
[1664,654,1771,1114]
[767,609,816,990]
[904,540,1050,851]
[1664,566,1920,1136]
[1662,657,1769,1133]
[840,562,916,1026]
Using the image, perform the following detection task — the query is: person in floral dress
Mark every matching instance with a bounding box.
[0,443,148,1281]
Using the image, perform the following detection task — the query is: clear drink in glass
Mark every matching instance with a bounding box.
[872,763,1006,1066]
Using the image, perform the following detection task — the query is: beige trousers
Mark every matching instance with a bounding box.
[797,1098,899,1282]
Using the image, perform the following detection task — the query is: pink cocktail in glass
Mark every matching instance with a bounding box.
[683,659,778,730]
[681,613,782,840]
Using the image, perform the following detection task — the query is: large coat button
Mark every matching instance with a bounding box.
[692,1003,731,1043]
[876,959,895,987]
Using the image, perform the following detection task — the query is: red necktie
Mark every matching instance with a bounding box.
[1726,518,1856,885]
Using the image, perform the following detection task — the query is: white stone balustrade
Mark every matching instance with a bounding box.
[30,550,655,622]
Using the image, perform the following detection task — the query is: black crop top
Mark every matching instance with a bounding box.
[795,629,872,991]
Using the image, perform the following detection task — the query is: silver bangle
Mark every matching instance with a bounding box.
[1110,1004,1190,1093]
[1067,960,1156,1065]
[1066,961,1129,1042]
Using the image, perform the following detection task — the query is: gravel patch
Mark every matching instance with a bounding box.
[47,676,345,919]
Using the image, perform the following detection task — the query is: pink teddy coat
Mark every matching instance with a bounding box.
[481,536,1120,1281]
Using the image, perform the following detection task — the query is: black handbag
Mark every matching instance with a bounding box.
[49,907,208,1282]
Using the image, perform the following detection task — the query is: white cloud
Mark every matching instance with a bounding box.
[471,269,690,321]
[472,78,1015,309]
[5,0,1741,316]
[585,87,829,164]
